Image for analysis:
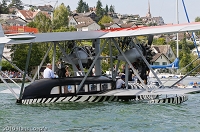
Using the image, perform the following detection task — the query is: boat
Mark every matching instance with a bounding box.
[1,23,200,105]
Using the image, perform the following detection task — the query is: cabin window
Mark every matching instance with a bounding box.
[50,86,61,94]
[162,62,167,65]
[50,82,113,94]
[89,84,97,91]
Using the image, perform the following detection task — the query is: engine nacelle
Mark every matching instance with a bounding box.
[62,49,88,65]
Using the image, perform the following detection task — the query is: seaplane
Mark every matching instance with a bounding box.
[1,22,200,105]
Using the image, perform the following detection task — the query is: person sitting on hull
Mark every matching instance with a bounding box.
[116,74,126,89]
[193,82,199,88]
[43,63,55,78]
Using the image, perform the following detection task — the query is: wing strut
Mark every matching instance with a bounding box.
[76,39,109,93]
[19,43,32,100]
[132,37,164,89]
[31,43,53,83]
[170,62,200,87]
[111,38,148,89]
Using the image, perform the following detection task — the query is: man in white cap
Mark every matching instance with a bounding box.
[43,63,55,78]
[116,74,126,89]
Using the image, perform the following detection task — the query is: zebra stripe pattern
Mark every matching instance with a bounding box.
[148,95,188,104]
[128,83,158,90]
[21,94,159,105]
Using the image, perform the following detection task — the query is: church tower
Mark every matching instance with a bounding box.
[146,0,152,18]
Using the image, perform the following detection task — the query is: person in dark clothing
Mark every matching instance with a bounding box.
[136,60,149,85]
[122,64,134,81]
[56,61,66,78]
[128,66,134,81]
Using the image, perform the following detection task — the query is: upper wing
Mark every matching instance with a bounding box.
[4,22,200,44]
[100,22,200,38]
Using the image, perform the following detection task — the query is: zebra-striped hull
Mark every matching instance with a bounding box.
[149,95,188,104]
[20,94,187,105]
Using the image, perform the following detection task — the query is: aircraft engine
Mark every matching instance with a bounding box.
[117,35,155,63]
[62,46,95,68]
[117,48,142,63]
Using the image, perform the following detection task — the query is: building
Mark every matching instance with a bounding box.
[141,0,165,25]
[103,23,120,30]
[68,16,100,31]
[151,45,176,66]
[151,53,171,66]
[15,10,39,22]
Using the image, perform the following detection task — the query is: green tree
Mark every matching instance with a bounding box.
[195,17,200,35]
[96,0,104,21]
[168,40,177,56]
[0,0,9,14]
[179,33,193,72]
[10,44,44,73]
[98,15,113,29]
[190,54,200,74]
[153,38,166,45]
[76,0,84,13]
[52,3,68,30]
[195,17,200,22]
[1,60,15,71]
[109,5,115,13]
[67,5,72,16]
[53,26,76,32]
[85,3,89,12]
[27,12,52,33]
[105,4,109,15]
[8,0,23,10]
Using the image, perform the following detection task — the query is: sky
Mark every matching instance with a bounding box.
[22,0,200,24]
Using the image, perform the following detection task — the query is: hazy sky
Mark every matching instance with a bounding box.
[22,0,200,24]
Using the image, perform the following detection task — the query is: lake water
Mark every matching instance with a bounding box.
[1,83,200,132]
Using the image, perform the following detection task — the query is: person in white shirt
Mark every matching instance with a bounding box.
[92,66,95,76]
[43,63,55,78]
[116,74,126,89]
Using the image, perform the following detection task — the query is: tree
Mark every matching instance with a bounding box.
[179,33,193,72]
[96,0,104,21]
[195,17,200,22]
[109,5,115,13]
[27,13,52,33]
[153,38,166,45]
[76,0,84,13]
[105,4,109,15]
[98,15,113,29]
[67,5,72,16]
[8,0,24,10]
[168,40,177,56]
[52,3,68,30]
[1,60,15,71]
[195,17,200,35]
[190,54,200,74]
[76,1,89,13]
[10,44,44,73]
[0,0,9,14]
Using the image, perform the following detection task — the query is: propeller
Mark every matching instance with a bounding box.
[147,34,154,45]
